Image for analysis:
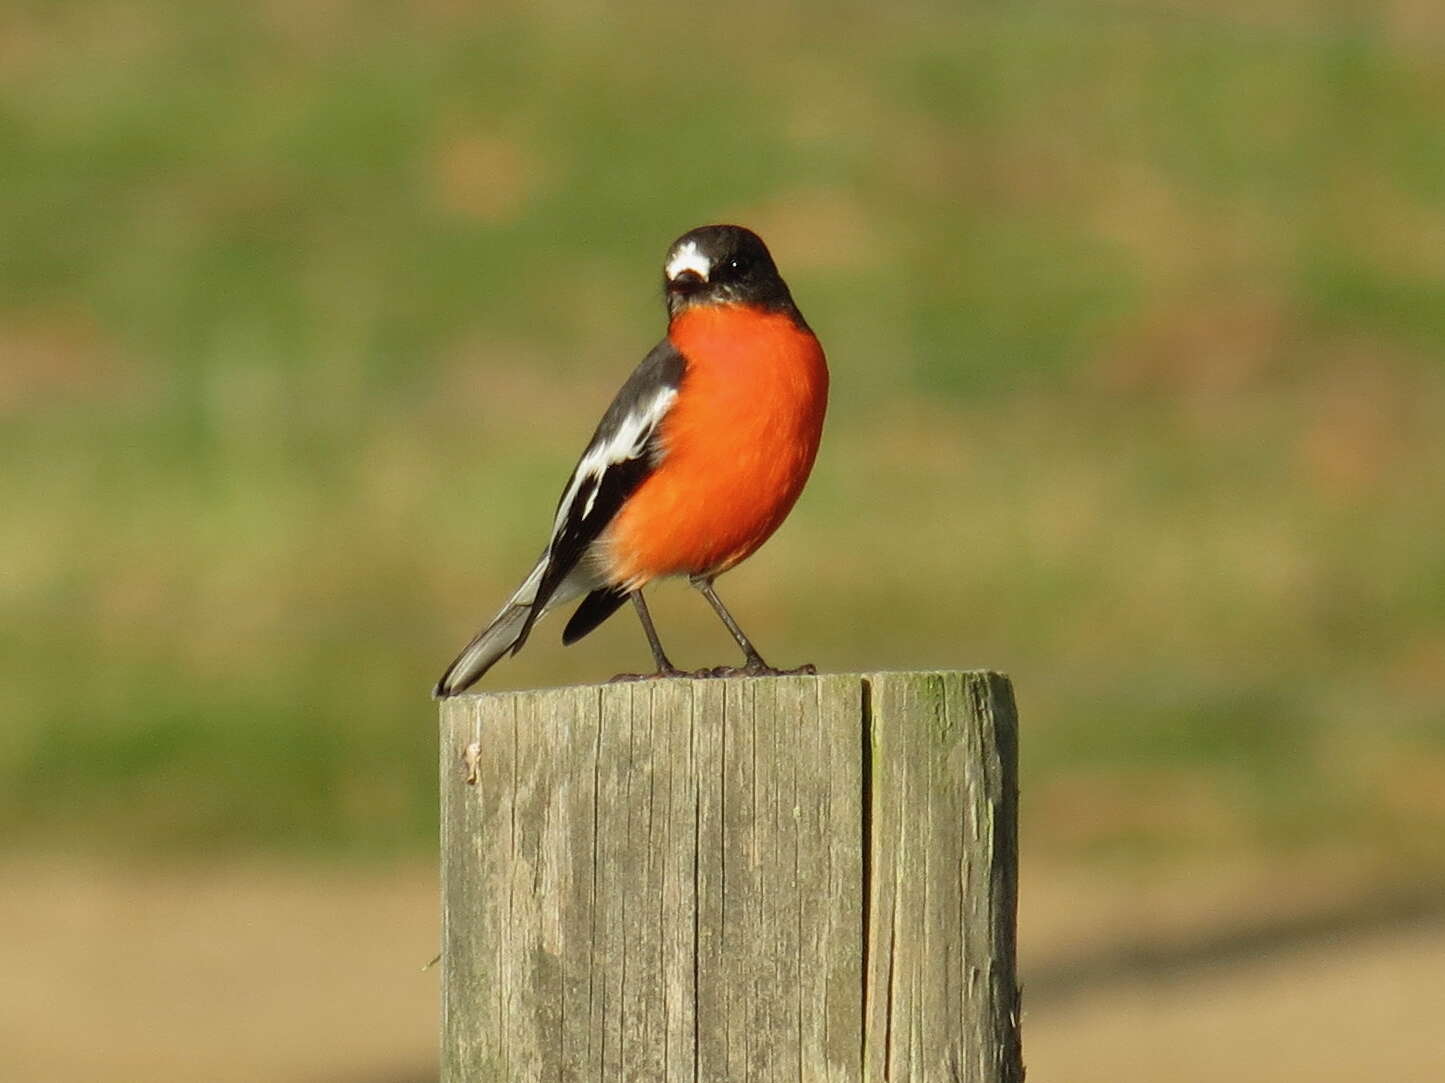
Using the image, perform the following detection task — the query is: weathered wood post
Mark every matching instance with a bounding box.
[439,670,1021,1082]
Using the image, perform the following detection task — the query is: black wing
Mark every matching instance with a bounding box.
[510,338,686,653]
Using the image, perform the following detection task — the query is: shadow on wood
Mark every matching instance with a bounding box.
[439,670,1022,1083]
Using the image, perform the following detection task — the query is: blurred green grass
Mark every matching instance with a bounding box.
[2,1,1443,870]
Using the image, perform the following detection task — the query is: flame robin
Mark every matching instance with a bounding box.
[434,224,828,696]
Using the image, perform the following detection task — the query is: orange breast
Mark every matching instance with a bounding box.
[603,305,829,588]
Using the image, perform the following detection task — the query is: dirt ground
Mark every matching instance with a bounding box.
[2,856,1440,1082]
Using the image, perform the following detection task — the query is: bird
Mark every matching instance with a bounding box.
[433,224,828,697]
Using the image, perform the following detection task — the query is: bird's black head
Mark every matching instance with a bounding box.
[662,225,798,320]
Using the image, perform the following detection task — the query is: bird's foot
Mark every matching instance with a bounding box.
[686,660,818,679]
[608,666,685,683]
[687,665,733,679]
[780,662,818,676]
[610,662,818,682]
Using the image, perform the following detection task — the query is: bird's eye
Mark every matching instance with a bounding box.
[722,256,746,276]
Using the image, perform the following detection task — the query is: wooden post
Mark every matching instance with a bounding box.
[439,670,1022,1083]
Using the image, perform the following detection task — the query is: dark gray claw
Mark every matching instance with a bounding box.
[608,667,684,683]
[610,662,818,682]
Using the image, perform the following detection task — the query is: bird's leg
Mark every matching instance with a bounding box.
[692,577,768,670]
[690,577,816,677]
[610,590,684,682]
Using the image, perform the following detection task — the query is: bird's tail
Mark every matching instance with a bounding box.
[433,560,549,698]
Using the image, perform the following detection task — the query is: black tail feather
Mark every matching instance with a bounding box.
[562,588,629,645]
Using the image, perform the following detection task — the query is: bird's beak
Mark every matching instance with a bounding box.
[667,269,707,295]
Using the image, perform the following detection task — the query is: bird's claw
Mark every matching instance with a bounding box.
[609,662,818,683]
[691,661,818,679]
[608,668,685,683]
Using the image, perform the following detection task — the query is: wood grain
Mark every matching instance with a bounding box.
[439,671,1020,1082]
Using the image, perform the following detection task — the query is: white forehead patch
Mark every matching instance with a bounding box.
[665,240,712,282]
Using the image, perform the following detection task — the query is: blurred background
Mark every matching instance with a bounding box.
[4,1,1443,1079]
